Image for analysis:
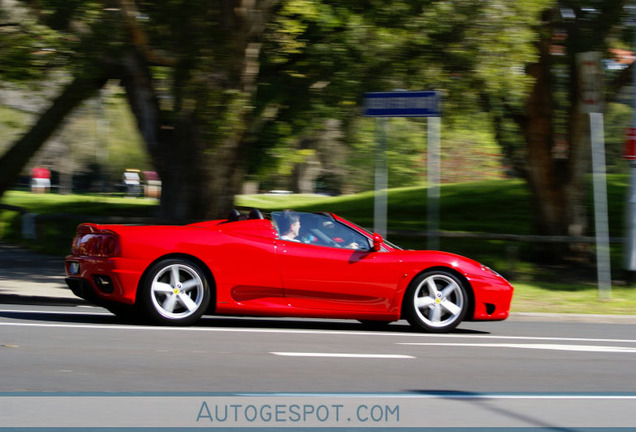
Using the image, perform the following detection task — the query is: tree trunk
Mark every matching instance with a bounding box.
[522,35,565,237]
[521,26,591,242]
[120,67,242,222]
[0,75,107,197]
[117,1,271,222]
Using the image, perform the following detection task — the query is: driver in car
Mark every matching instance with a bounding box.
[279,212,301,241]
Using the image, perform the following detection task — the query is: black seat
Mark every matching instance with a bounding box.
[248,208,264,219]
[227,209,241,222]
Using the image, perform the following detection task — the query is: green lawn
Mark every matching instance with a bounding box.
[512,282,636,315]
[2,177,635,316]
[237,178,536,234]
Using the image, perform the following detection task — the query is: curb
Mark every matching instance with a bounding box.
[509,312,636,324]
[0,294,87,307]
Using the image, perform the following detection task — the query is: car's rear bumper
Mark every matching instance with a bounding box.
[65,277,104,305]
[65,256,143,305]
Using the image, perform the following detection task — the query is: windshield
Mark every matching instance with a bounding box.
[272,211,382,251]
[340,218,403,250]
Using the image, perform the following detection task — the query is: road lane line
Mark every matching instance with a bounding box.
[399,342,636,353]
[1,318,636,345]
[0,308,109,316]
[270,352,414,358]
[241,391,636,399]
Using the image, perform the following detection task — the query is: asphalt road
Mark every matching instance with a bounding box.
[2,244,636,429]
[1,303,635,393]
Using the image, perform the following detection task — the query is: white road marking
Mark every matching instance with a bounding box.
[0,308,110,316]
[399,342,636,354]
[244,392,636,399]
[1,309,636,347]
[271,352,414,359]
[442,333,636,344]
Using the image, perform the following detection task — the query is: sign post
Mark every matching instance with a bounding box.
[363,91,441,245]
[427,116,441,250]
[624,127,636,274]
[577,51,611,299]
[374,118,388,238]
[625,11,636,276]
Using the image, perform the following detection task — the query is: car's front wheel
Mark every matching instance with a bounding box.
[140,258,211,326]
[404,270,468,333]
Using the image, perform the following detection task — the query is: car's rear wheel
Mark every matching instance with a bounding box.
[404,270,468,333]
[140,258,211,326]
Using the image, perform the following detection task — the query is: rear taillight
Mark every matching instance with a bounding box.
[103,236,116,255]
[72,224,119,257]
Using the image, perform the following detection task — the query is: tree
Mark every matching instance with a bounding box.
[113,0,277,221]
[485,1,631,242]
[0,0,104,194]
[0,0,277,222]
[0,73,108,195]
[252,0,548,192]
[6,0,628,244]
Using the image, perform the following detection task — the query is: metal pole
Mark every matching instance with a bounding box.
[590,112,612,299]
[626,170,636,271]
[427,116,441,250]
[374,117,388,237]
[626,4,636,273]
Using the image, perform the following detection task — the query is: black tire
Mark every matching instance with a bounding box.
[404,270,468,333]
[139,258,211,326]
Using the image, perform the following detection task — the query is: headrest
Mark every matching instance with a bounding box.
[248,208,264,219]
[227,209,241,222]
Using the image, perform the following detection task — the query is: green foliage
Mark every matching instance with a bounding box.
[605,102,633,175]
[0,2,70,83]
[345,113,505,192]
[254,0,551,188]
[3,0,635,227]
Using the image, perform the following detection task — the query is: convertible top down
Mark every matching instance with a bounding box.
[65,209,513,332]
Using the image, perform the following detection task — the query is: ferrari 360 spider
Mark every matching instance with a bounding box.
[65,209,513,332]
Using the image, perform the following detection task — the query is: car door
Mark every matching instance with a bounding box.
[275,213,402,312]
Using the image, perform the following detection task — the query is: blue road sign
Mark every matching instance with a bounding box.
[363,91,441,117]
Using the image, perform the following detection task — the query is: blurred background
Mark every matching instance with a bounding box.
[2,0,636,306]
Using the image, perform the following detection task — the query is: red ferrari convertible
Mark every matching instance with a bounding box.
[65,209,513,332]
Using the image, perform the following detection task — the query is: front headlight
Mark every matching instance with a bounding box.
[481,265,503,278]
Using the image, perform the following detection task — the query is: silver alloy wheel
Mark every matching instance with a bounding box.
[150,263,206,320]
[412,273,465,329]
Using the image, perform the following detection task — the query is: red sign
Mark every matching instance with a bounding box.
[624,128,636,160]
[31,167,50,179]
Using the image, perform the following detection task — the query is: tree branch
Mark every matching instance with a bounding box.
[116,0,175,67]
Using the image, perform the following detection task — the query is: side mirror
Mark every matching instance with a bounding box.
[371,233,384,252]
